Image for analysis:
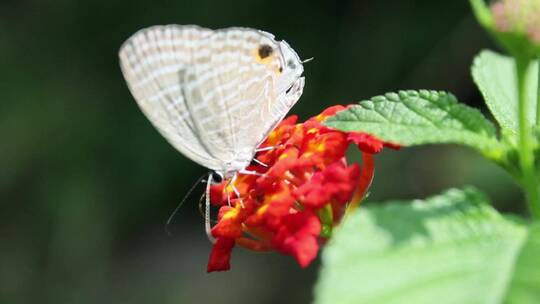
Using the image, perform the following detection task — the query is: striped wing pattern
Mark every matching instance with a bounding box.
[119,25,304,174]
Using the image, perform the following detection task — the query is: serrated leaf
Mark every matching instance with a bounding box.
[472,50,538,133]
[324,90,504,157]
[314,188,540,304]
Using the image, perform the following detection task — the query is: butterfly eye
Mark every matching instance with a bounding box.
[287,59,296,69]
[211,172,224,183]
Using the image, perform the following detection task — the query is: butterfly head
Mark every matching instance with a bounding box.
[278,40,303,79]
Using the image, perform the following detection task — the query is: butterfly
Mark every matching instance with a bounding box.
[119,25,305,238]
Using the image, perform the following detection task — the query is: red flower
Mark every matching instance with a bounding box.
[348,132,401,153]
[294,162,360,209]
[207,238,235,272]
[206,106,397,272]
[272,211,321,267]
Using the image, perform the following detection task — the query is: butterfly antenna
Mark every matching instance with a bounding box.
[165,173,206,236]
[302,57,314,64]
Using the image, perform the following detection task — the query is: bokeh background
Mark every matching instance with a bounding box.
[0,0,525,303]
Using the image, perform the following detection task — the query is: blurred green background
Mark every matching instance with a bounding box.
[0,0,525,303]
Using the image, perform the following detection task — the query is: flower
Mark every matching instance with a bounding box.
[471,0,540,58]
[206,105,398,272]
[491,0,540,43]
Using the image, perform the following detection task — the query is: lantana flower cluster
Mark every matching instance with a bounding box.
[206,106,397,272]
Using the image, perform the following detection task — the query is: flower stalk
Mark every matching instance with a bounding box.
[516,57,540,218]
[537,56,540,124]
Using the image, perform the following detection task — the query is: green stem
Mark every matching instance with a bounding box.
[516,57,540,218]
[537,56,540,125]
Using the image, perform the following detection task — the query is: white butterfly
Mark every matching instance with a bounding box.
[119,25,304,176]
[119,25,305,238]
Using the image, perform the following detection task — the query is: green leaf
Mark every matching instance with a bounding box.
[506,222,540,303]
[471,49,538,134]
[324,90,504,157]
[314,188,540,304]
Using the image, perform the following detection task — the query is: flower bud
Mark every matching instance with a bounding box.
[491,0,540,44]
[470,0,540,58]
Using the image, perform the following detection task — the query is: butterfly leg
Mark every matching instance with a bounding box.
[253,158,268,167]
[229,173,244,208]
[239,169,265,176]
[255,145,284,152]
[225,185,232,207]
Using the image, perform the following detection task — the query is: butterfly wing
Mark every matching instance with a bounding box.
[227,37,305,161]
[180,28,304,173]
[119,25,304,174]
[119,25,223,171]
